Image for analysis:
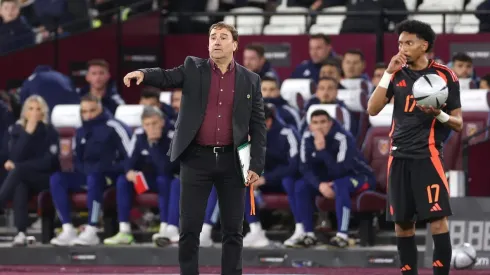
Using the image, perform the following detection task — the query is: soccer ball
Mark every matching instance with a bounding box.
[452,243,477,269]
[412,74,448,109]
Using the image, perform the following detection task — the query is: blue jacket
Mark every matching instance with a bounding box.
[73,111,131,174]
[77,81,125,115]
[0,16,35,54]
[264,97,301,131]
[300,120,374,189]
[20,65,79,112]
[258,61,280,83]
[290,52,338,83]
[126,126,179,178]
[264,120,299,183]
[1,122,60,173]
[301,97,358,137]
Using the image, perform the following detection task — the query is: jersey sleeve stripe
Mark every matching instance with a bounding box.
[433,63,458,82]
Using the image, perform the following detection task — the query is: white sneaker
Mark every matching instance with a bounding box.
[50,228,78,246]
[72,226,100,246]
[199,231,213,247]
[164,225,180,243]
[12,232,26,246]
[243,230,270,248]
[284,230,304,247]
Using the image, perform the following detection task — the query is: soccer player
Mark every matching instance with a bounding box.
[103,106,180,245]
[367,20,463,275]
[295,110,376,248]
[50,94,132,246]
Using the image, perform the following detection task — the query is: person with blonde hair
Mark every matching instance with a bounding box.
[0,95,60,246]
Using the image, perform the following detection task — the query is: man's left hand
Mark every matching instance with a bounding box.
[319,182,335,199]
[246,170,260,186]
[417,104,446,116]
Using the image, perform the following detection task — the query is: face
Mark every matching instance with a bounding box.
[320,64,341,81]
[243,49,264,72]
[309,38,331,64]
[140,97,160,108]
[80,101,102,121]
[86,65,110,92]
[208,27,237,60]
[398,32,428,65]
[316,79,338,103]
[309,115,331,136]
[480,79,489,90]
[372,68,386,87]
[24,100,43,122]
[342,53,365,79]
[261,80,280,98]
[171,90,182,113]
[142,115,164,141]
[452,60,473,78]
[0,2,20,23]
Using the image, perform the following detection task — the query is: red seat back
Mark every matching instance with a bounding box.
[361,104,393,192]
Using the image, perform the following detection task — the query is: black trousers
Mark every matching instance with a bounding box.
[179,145,245,275]
[0,167,50,232]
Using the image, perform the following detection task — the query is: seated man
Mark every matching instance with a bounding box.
[139,88,177,124]
[104,106,180,245]
[244,104,300,248]
[302,77,356,136]
[294,109,376,248]
[261,76,300,131]
[50,94,132,246]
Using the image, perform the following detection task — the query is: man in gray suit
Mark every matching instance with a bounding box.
[123,22,267,275]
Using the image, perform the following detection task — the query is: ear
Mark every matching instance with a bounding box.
[422,41,429,52]
[233,41,238,52]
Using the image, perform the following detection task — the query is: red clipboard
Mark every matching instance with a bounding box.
[134,172,149,194]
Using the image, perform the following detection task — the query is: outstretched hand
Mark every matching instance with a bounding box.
[123,71,144,87]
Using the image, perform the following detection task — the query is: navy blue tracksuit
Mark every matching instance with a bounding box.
[297,120,376,233]
[50,111,131,226]
[264,97,301,131]
[20,65,79,112]
[117,126,180,227]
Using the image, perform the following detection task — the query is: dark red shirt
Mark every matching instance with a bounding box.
[195,59,235,146]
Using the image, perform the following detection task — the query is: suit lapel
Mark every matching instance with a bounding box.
[200,60,211,111]
[234,65,246,112]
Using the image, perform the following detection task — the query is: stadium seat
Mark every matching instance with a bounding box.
[223,7,265,35]
[305,104,338,124]
[309,6,346,35]
[263,7,309,35]
[361,104,393,192]
[114,104,145,129]
[51,105,82,172]
[159,91,172,105]
[340,78,372,93]
[459,78,477,89]
[337,89,369,147]
[454,89,490,169]
[280,78,315,111]
[411,2,461,33]
[453,0,484,33]
[404,0,419,10]
[315,105,389,246]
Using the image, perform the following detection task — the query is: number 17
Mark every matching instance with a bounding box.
[427,184,440,203]
[405,95,416,113]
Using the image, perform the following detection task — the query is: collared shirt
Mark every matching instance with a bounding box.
[195,59,236,146]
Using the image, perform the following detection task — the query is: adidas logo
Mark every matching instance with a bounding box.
[433,260,444,267]
[401,264,412,271]
[396,80,407,87]
[430,203,442,212]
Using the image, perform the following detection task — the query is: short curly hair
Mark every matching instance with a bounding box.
[395,20,436,53]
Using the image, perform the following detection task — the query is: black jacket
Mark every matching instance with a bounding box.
[139,56,267,175]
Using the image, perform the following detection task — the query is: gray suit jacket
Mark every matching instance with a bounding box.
[139,56,266,175]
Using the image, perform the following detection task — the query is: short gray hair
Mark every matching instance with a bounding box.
[141,105,164,120]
